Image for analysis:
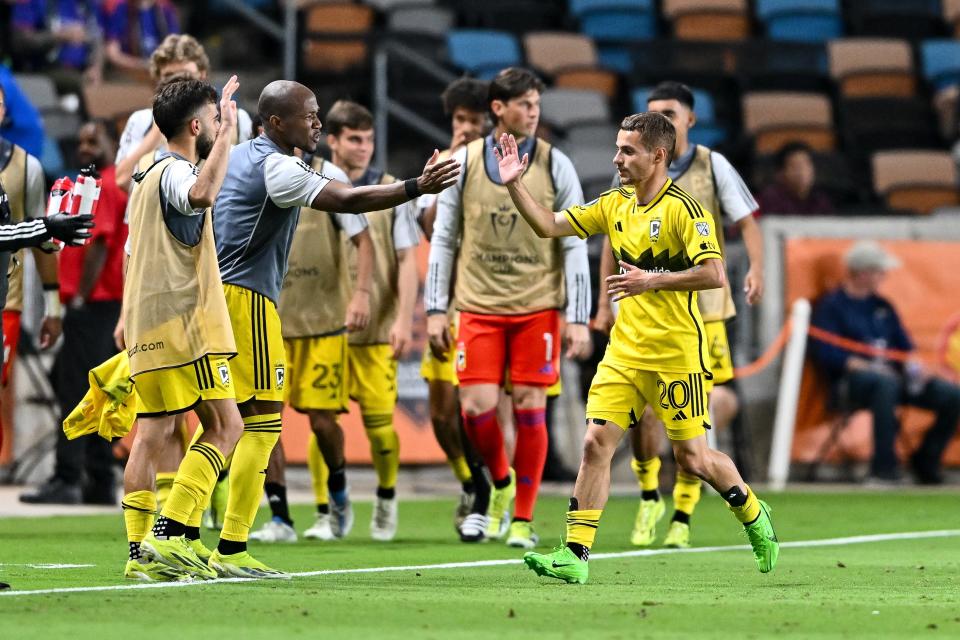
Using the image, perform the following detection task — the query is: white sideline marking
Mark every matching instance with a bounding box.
[1,528,957,598]
[0,563,95,569]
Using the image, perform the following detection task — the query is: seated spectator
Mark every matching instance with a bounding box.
[810,241,960,485]
[758,141,834,215]
[12,1,104,91]
[0,66,46,159]
[99,0,180,76]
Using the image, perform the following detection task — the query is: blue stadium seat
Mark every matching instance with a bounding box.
[920,40,960,90]
[569,0,653,18]
[597,46,633,74]
[688,125,729,148]
[580,10,657,42]
[447,30,522,79]
[756,0,843,43]
[631,87,717,124]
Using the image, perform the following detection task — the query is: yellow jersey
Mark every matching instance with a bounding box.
[564,178,722,374]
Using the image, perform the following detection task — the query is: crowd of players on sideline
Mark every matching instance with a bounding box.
[1,29,959,589]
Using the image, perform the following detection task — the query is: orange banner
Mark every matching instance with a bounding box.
[785,238,960,466]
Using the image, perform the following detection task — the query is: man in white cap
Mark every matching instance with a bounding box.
[810,240,960,484]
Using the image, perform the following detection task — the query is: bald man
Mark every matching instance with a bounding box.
[207,80,460,578]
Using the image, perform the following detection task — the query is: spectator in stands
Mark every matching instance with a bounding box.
[20,120,127,505]
[11,1,105,92]
[0,65,46,159]
[810,241,960,485]
[758,141,834,215]
[114,33,252,191]
[99,0,180,76]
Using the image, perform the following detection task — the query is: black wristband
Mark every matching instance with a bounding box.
[404,178,421,199]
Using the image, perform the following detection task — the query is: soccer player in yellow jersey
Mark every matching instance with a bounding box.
[597,81,765,549]
[496,113,779,584]
[122,76,246,581]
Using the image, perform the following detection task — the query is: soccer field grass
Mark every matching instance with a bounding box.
[2,491,959,639]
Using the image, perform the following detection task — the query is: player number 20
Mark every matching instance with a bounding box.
[657,379,690,410]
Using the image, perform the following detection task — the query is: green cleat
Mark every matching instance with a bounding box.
[744,500,779,573]
[140,534,217,580]
[123,558,192,582]
[187,537,214,564]
[486,468,516,540]
[524,546,589,584]
[506,520,539,549]
[208,549,291,580]
[630,498,665,546]
[663,520,691,548]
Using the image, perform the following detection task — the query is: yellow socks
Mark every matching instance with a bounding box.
[221,413,282,542]
[160,442,226,524]
[727,485,761,525]
[448,455,472,485]
[566,509,603,549]
[122,490,156,544]
[672,470,702,517]
[307,431,329,508]
[363,413,399,492]
[154,472,176,511]
[631,456,661,493]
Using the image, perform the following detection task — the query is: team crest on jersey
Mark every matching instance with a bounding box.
[456,342,466,372]
[218,363,230,386]
[275,366,285,390]
[649,219,661,241]
[695,221,711,237]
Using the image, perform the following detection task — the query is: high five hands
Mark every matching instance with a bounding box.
[493,133,528,184]
[417,150,461,194]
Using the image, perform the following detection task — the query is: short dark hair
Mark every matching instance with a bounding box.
[152,78,218,140]
[620,112,677,165]
[775,140,813,170]
[324,100,373,137]
[441,78,489,116]
[488,67,545,124]
[647,81,695,110]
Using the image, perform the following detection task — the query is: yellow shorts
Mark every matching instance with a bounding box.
[348,343,397,415]
[421,313,459,384]
[284,333,350,412]
[135,355,235,417]
[223,284,287,404]
[585,360,710,441]
[705,320,733,391]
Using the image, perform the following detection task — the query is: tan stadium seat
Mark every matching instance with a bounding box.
[872,150,960,215]
[523,32,598,76]
[662,0,751,42]
[742,91,836,153]
[944,0,960,37]
[302,3,375,73]
[828,39,916,98]
[554,68,618,99]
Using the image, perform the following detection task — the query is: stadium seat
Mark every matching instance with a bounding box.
[540,88,610,130]
[366,0,434,10]
[738,40,830,93]
[571,0,657,48]
[848,0,949,39]
[449,0,566,33]
[827,39,916,98]
[920,39,960,91]
[755,0,843,43]
[742,91,835,153]
[523,32,598,77]
[302,3,375,73]
[565,122,620,148]
[554,68,619,99]
[633,85,730,148]
[570,145,617,185]
[840,97,942,160]
[388,6,454,38]
[945,0,960,37]
[12,74,80,144]
[81,81,154,125]
[662,0,751,42]
[871,150,960,215]
[446,30,522,79]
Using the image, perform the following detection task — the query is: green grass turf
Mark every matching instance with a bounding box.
[1,491,959,639]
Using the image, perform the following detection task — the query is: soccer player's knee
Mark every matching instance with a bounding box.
[582,429,613,464]
[713,386,739,417]
[674,448,707,479]
[639,406,659,430]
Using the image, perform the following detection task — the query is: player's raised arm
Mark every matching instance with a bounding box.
[188,75,239,208]
[495,133,576,238]
[310,150,460,214]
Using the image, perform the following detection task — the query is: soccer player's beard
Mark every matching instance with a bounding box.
[196,127,215,161]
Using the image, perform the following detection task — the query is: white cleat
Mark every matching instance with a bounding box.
[458,512,489,543]
[370,496,398,541]
[303,513,336,541]
[249,517,298,543]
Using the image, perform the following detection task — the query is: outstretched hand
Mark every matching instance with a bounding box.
[218,75,240,133]
[492,133,528,185]
[417,149,461,194]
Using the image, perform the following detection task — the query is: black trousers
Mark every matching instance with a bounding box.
[52,301,121,490]
[842,369,960,477]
